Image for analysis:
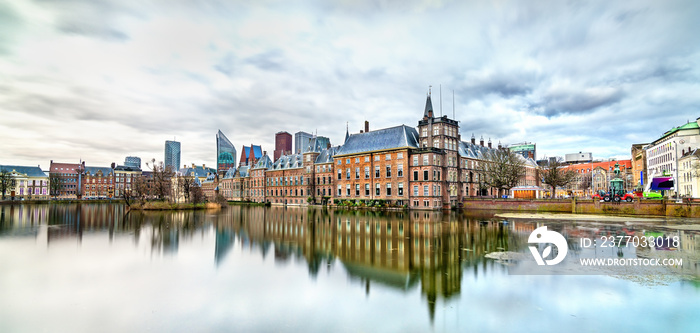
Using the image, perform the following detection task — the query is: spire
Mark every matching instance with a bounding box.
[423,86,434,118]
[344,122,349,143]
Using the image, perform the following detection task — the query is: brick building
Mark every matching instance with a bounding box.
[82,166,115,199]
[49,161,83,199]
[274,132,292,161]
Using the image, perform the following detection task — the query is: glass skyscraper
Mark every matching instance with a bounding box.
[164,140,181,172]
[216,130,236,174]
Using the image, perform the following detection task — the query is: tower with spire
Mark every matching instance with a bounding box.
[414,86,462,208]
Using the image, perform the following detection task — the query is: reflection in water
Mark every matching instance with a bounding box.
[2,204,700,327]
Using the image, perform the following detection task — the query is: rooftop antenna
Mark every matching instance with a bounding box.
[440,84,442,116]
[452,89,455,119]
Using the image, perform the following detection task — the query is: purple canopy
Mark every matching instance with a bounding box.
[650,177,674,190]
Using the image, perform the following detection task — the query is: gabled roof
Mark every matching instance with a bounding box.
[459,141,496,159]
[179,165,215,178]
[252,154,273,170]
[336,125,419,156]
[223,167,236,179]
[315,146,339,164]
[0,165,48,178]
[235,166,250,178]
[84,166,114,177]
[271,153,303,170]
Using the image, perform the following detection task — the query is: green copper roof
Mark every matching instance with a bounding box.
[657,121,700,142]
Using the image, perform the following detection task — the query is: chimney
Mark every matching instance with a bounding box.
[528,151,534,159]
[263,151,267,156]
[360,130,363,133]
[202,164,206,169]
[192,163,195,168]
[327,142,331,149]
[488,138,492,149]
[111,162,115,169]
[498,141,502,149]
[471,134,475,144]
[480,136,484,147]
[365,121,369,133]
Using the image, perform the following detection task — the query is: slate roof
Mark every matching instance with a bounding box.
[223,167,236,179]
[336,125,419,156]
[252,154,273,170]
[459,141,495,159]
[271,154,303,170]
[114,165,141,172]
[84,166,114,177]
[242,145,263,160]
[179,165,215,178]
[0,165,48,178]
[423,94,434,118]
[315,147,338,164]
[235,166,250,178]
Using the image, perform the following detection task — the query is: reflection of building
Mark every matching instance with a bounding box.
[164,140,181,173]
[217,130,237,175]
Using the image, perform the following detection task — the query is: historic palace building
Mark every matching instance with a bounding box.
[208,90,538,209]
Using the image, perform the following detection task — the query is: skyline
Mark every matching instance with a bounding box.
[1,0,699,170]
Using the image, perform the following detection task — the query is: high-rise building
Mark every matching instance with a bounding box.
[216,130,237,174]
[294,131,313,154]
[507,142,536,160]
[274,131,292,161]
[124,156,141,169]
[164,140,181,172]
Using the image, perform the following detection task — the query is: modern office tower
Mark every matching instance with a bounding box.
[124,156,141,169]
[274,131,292,161]
[217,130,237,174]
[294,131,313,154]
[164,140,181,172]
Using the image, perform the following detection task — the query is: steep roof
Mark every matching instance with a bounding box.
[458,141,495,159]
[271,153,303,170]
[235,166,250,178]
[315,146,338,164]
[423,94,434,118]
[223,167,236,179]
[179,165,215,178]
[336,125,419,156]
[0,165,48,178]
[252,154,273,170]
[84,166,114,177]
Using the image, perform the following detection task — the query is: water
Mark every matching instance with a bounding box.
[0,204,699,332]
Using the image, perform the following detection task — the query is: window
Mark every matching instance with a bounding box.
[424,185,429,196]
[422,128,427,137]
[413,171,418,181]
[364,166,370,178]
[338,185,342,196]
[376,183,380,196]
[433,127,439,135]
[346,168,350,180]
[375,166,380,178]
[386,166,391,178]
[365,156,369,162]
[338,169,342,180]
[374,155,380,161]
[398,152,403,159]
[433,139,440,148]
[355,158,359,163]
[398,183,404,196]
[346,159,350,164]
[413,186,418,196]
[397,164,403,177]
[346,184,350,196]
[424,170,429,180]
[355,184,360,196]
[365,184,370,196]
[413,156,418,166]
[385,154,391,161]
[423,155,429,165]
[355,168,360,179]
[386,184,392,196]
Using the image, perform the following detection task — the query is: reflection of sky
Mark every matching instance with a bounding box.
[2,211,700,332]
[0,227,697,332]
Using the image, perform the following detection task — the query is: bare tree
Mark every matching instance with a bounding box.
[190,185,205,204]
[476,150,526,197]
[0,170,16,200]
[539,157,577,198]
[49,174,62,199]
[146,159,174,201]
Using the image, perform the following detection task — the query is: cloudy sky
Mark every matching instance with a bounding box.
[1,0,699,169]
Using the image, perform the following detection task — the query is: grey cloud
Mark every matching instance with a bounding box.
[531,86,625,117]
[244,50,285,71]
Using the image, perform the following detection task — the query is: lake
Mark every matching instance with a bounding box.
[1,204,698,332]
